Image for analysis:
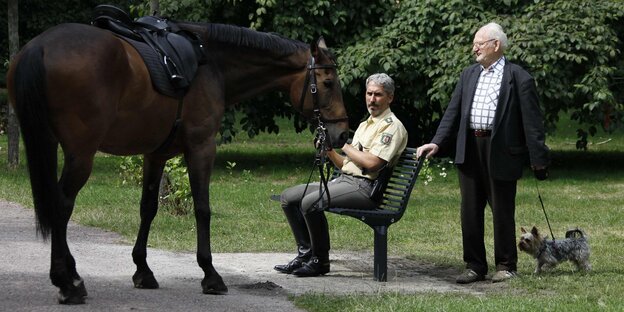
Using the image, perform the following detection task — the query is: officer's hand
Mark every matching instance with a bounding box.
[314,138,332,151]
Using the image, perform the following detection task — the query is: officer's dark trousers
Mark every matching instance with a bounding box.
[280,175,376,259]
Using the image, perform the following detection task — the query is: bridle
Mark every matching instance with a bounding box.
[297,55,348,211]
[297,56,349,129]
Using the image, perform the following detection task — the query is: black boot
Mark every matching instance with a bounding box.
[274,245,311,274]
[274,203,312,274]
[293,211,330,277]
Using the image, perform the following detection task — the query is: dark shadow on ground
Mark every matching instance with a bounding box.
[215,150,315,173]
[546,150,624,181]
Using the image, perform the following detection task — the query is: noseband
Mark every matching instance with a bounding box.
[298,56,349,127]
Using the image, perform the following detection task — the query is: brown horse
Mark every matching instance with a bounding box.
[7,21,349,304]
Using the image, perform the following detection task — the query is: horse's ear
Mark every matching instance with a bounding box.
[316,36,328,49]
[311,36,328,57]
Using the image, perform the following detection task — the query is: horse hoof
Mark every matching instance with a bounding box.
[75,279,88,298]
[132,271,160,289]
[57,286,87,304]
[201,277,228,295]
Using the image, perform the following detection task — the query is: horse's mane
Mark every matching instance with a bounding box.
[181,22,309,56]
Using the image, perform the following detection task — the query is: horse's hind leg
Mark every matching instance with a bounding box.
[185,143,228,294]
[52,152,95,304]
[132,155,166,289]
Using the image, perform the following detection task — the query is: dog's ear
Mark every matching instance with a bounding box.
[531,226,539,236]
[521,227,527,234]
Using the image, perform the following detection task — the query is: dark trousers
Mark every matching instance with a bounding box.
[280,175,376,258]
[457,135,518,275]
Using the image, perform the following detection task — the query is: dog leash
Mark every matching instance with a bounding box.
[534,179,556,240]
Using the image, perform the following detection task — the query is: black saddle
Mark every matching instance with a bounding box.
[92,5,206,98]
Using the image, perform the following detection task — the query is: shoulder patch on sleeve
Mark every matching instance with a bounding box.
[380,133,393,145]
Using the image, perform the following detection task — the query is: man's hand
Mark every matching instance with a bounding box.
[314,138,332,151]
[416,143,439,159]
[532,165,549,181]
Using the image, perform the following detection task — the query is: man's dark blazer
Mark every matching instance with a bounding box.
[432,59,550,181]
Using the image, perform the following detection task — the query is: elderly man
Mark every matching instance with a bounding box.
[417,22,549,283]
[275,73,408,277]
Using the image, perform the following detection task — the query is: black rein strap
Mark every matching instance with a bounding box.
[297,55,346,210]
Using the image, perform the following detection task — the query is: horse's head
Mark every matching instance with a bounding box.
[292,37,349,148]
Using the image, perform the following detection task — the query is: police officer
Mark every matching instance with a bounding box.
[275,73,408,277]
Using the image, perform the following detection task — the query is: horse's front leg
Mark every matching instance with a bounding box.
[131,155,167,289]
[185,142,228,294]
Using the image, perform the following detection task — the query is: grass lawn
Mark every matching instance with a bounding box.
[1,115,623,311]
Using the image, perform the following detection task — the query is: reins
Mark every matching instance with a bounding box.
[298,55,342,210]
[300,111,333,210]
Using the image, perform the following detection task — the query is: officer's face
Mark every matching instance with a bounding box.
[365,83,393,117]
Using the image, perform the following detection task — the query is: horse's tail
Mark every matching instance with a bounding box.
[13,45,60,240]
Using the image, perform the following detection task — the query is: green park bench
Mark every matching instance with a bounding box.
[272,147,425,281]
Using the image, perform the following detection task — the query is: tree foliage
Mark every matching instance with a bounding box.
[134,0,395,142]
[339,0,624,145]
[146,0,623,146]
[2,0,623,146]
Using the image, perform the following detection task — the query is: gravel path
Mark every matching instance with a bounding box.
[0,200,484,311]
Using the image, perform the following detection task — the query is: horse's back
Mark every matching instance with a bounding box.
[9,23,173,155]
[20,23,127,77]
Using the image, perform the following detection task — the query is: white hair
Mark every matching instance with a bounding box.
[479,22,508,50]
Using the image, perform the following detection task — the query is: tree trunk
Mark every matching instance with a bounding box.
[7,0,20,169]
[150,0,159,15]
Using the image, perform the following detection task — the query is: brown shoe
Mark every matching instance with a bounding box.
[456,269,485,284]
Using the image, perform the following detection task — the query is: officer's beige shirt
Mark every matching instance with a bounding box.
[341,108,408,180]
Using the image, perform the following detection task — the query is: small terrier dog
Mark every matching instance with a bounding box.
[518,226,591,273]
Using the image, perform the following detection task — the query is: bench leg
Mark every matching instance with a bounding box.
[373,226,388,282]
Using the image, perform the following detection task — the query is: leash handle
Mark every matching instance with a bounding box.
[535,180,556,240]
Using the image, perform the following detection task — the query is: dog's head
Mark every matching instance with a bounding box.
[518,226,545,255]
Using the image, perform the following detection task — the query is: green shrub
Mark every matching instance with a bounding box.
[119,155,193,216]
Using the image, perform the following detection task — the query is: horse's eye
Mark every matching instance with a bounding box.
[323,79,333,89]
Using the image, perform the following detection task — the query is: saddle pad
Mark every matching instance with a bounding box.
[119,36,181,98]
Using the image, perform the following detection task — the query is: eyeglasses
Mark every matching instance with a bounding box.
[472,39,496,48]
